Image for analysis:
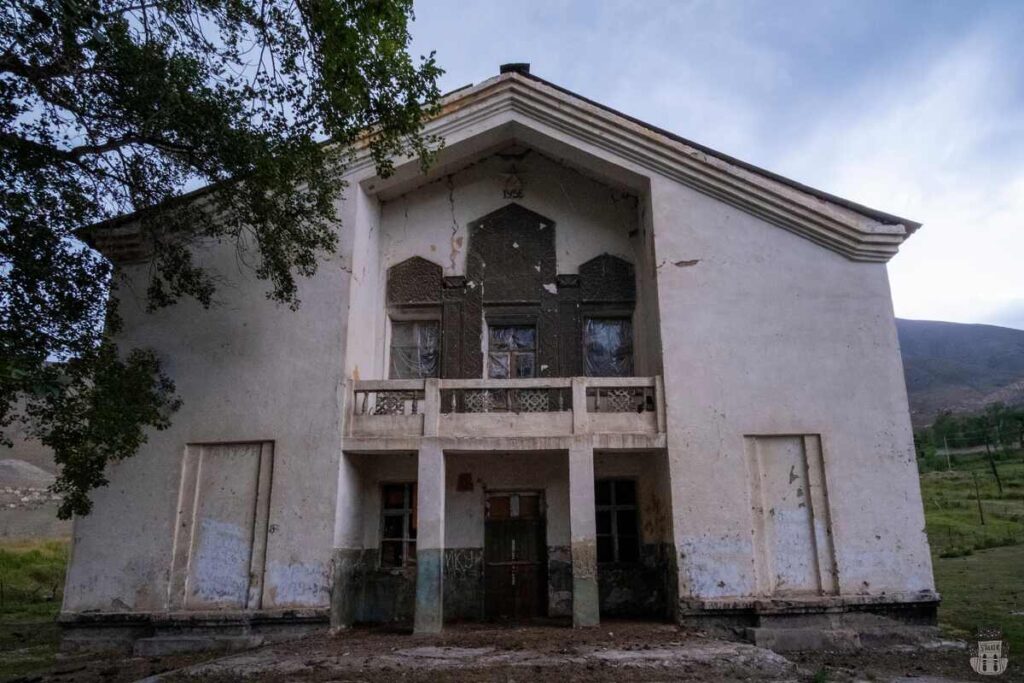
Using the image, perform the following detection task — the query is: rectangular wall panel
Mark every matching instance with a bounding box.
[169,442,274,610]
[745,434,836,597]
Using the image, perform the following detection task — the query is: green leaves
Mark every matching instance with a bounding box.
[29,344,181,519]
[1,0,441,515]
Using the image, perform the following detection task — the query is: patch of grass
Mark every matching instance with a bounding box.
[0,538,68,681]
[920,454,1024,554]
[932,544,1024,659]
[923,453,1024,659]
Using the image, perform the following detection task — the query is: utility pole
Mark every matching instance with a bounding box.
[944,436,951,471]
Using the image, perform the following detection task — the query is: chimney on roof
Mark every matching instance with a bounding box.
[500,63,530,75]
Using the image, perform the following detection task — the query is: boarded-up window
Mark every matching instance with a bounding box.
[389,321,439,379]
[584,318,633,377]
[380,483,417,567]
[595,479,639,563]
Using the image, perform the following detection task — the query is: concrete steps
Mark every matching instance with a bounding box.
[133,635,265,657]
[745,612,944,653]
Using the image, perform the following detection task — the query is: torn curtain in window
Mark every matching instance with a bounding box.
[584,318,633,377]
[389,321,439,379]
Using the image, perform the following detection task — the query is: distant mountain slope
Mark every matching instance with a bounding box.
[897,319,1024,426]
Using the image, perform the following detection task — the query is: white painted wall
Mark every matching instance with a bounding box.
[594,451,673,546]
[63,183,363,612]
[648,175,933,600]
[349,151,660,378]
[62,116,932,619]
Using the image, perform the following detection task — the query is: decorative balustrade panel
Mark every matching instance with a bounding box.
[349,377,663,437]
[440,387,573,414]
[354,389,425,416]
[586,385,656,413]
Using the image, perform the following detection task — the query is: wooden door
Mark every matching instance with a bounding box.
[484,492,547,620]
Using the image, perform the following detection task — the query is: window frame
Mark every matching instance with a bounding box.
[379,482,417,568]
[485,321,538,379]
[595,478,640,564]
[582,315,635,378]
[387,316,441,380]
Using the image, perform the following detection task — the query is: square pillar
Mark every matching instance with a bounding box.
[330,453,363,630]
[414,439,445,633]
[568,437,599,627]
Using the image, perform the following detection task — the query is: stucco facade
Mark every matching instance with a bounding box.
[64,65,935,649]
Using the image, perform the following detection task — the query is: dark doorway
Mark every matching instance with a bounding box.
[484,491,547,620]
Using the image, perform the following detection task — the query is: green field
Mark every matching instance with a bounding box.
[0,539,67,680]
[920,451,1024,655]
[919,451,1024,556]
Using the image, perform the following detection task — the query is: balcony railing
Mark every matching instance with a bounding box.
[348,377,664,439]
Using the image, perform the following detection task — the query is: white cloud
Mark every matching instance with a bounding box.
[775,30,1024,328]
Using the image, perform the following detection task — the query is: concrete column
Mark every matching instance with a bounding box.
[568,437,599,627]
[330,453,364,630]
[423,378,440,437]
[572,377,589,434]
[414,439,445,633]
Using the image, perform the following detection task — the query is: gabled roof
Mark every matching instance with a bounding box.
[84,64,919,264]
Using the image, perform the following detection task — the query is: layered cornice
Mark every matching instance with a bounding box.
[85,70,918,264]
[355,72,918,263]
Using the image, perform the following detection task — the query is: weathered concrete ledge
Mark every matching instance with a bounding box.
[59,608,328,653]
[678,590,940,615]
[341,433,666,454]
[677,591,940,632]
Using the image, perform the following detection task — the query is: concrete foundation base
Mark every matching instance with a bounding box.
[60,609,327,655]
[746,627,861,652]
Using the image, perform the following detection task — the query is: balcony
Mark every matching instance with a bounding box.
[346,377,665,441]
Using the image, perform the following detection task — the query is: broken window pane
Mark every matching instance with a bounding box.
[584,318,633,377]
[389,320,439,379]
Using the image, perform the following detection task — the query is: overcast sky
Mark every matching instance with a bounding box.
[409,0,1024,330]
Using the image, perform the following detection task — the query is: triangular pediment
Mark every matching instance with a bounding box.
[358,71,917,263]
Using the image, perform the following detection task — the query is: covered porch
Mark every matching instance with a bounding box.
[331,434,674,633]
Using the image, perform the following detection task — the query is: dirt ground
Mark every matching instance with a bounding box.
[7,621,1016,683]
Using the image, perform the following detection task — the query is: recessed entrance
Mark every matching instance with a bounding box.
[484,491,547,620]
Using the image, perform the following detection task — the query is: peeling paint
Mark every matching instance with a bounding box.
[189,518,252,606]
[266,561,330,607]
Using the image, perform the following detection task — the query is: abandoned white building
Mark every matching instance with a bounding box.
[63,64,937,649]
